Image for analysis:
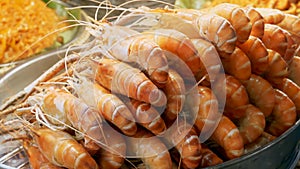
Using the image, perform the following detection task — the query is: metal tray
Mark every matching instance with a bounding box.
[0,1,90,77]
[0,47,299,169]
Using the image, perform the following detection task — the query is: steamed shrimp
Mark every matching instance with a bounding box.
[242,74,276,117]
[201,3,252,43]
[255,8,285,24]
[33,128,98,169]
[275,78,300,115]
[191,38,222,83]
[221,47,251,80]
[210,115,244,159]
[126,129,172,169]
[140,8,237,55]
[164,119,202,169]
[262,24,297,63]
[125,99,166,135]
[93,58,167,107]
[23,141,62,169]
[266,89,297,136]
[237,36,269,75]
[28,88,104,151]
[73,77,137,136]
[162,69,186,122]
[142,29,203,77]
[215,75,249,118]
[237,104,266,144]
[244,132,276,154]
[96,125,126,169]
[200,144,223,167]
[243,6,265,39]
[98,23,169,88]
[289,56,300,86]
[263,49,289,85]
[277,13,300,36]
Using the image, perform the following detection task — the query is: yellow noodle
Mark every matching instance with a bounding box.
[0,0,63,63]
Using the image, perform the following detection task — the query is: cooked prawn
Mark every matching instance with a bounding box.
[244,132,276,154]
[266,89,297,136]
[243,6,265,39]
[255,8,285,24]
[277,13,300,36]
[288,56,300,86]
[242,74,275,117]
[199,144,223,167]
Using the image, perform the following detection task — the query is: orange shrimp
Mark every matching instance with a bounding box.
[277,13,300,36]
[255,8,285,24]
[142,29,203,77]
[199,144,223,167]
[237,104,266,145]
[214,75,249,118]
[33,128,98,169]
[162,69,186,122]
[73,77,137,136]
[96,125,126,169]
[238,36,269,75]
[126,129,172,169]
[263,49,289,85]
[262,24,297,63]
[164,119,202,169]
[28,89,104,151]
[242,74,275,117]
[125,99,166,135]
[187,86,220,136]
[23,141,62,169]
[288,56,300,86]
[221,47,251,80]
[274,78,300,115]
[244,132,276,154]
[99,23,169,88]
[191,38,222,83]
[266,89,297,136]
[93,58,167,107]
[210,115,244,159]
[141,8,237,55]
[202,3,252,43]
[243,6,265,39]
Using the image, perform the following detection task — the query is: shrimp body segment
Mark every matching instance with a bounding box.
[100,24,169,87]
[202,3,252,43]
[243,6,265,39]
[266,89,297,136]
[289,56,300,86]
[33,128,98,169]
[211,115,244,159]
[94,58,167,107]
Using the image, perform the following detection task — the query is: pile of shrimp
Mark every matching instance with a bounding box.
[1,1,300,169]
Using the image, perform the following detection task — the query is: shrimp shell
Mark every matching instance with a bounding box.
[200,144,223,167]
[238,36,269,75]
[125,99,166,135]
[237,104,266,144]
[263,49,289,85]
[215,75,249,118]
[162,69,186,122]
[242,74,275,117]
[289,56,300,86]
[202,3,252,43]
[100,24,169,88]
[243,6,265,39]
[256,8,285,24]
[23,141,62,169]
[94,58,167,107]
[262,24,297,63]
[277,13,300,36]
[210,115,244,159]
[266,89,297,136]
[73,78,137,136]
[164,119,202,169]
[126,129,172,169]
[221,47,251,80]
[33,128,98,169]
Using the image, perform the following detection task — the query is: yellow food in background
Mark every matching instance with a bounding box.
[0,0,62,64]
[204,0,300,16]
